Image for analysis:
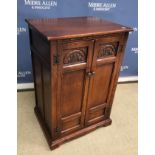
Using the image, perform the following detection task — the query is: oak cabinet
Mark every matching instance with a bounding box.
[26,16,132,150]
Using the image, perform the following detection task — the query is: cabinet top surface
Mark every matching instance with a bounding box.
[26,16,133,40]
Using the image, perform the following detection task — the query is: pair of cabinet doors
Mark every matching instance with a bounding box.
[55,34,124,137]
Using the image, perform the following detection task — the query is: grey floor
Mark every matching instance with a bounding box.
[17,83,138,155]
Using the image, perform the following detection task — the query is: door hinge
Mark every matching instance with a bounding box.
[55,127,61,133]
[53,55,60,64]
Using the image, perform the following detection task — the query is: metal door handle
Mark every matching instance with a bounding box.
[87,71,95,77]
[87,72,92,77]
[91,71,95,76]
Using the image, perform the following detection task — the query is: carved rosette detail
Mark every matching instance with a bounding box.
[63,48,87,65]
[98,44,116,58]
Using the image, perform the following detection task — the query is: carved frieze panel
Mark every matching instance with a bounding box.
[63,48,87,65]
[97,43,118,59]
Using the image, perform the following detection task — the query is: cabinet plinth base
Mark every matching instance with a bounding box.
[34,106,112,150]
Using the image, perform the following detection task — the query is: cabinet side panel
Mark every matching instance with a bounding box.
[42,65,51,131]
[33,54,44,117]
[32,51,52,134]
[30,27,52,133]
[30,28,50,64]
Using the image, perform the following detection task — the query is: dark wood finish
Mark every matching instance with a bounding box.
[85,34,124,126]
[26,16,132,150]
[25,16,132,40]
[56,40,94,137]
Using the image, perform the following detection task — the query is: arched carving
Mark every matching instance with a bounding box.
[63,49,87,65]
[97,44,116,58]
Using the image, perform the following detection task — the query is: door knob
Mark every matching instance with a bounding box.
[87,72,92,77]
[87,71,95,77]
[91,71,95,76]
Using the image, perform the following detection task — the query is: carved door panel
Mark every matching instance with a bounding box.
[85,35,123,126]
[56,40,94,136]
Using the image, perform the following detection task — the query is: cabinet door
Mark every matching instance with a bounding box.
[56,40,94,136]
[85,34,125,126]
